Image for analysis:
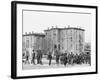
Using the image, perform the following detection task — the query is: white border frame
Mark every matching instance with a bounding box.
[13,2,97,77]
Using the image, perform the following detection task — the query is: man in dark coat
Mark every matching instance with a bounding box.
[55,50,60,65]
[37,50,40,64]
[31,50,35,64]
[39,50,43,65]
[63,53,67,66]
[48,51,52,66]
[37,50,43,65]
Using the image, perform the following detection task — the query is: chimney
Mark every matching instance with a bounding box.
[48,27,49,30]
[25,32,27,34]
[68,25,70,28]
[56,25,58,28]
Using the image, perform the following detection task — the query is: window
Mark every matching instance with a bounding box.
[26,39,29,48]
[53,31,56,36]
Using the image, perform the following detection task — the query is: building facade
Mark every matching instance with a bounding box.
[22,26,85,57]
[44,26,85,55]
[22,32,45,57]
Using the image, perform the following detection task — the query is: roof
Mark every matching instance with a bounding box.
[22,33,45,37]
[44,27,85,31]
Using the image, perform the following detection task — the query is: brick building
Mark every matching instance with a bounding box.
[44,26,85,55]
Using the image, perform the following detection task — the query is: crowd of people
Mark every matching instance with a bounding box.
[60,52,91,66]
[23,49,91,66]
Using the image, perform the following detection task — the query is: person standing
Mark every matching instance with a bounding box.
[37,50,43,65]
[31,50,35,64]
[48,51,52,66]
[37,50,40,64]
[55,50,60,65]
[39,50,43,65]
[70,52,74,65]
[26,50,30,64]
[63,53,67,66]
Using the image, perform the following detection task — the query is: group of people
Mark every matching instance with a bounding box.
[60,52,91,66]
[47,50,91,66]
[23,49,91,66]
[24,50,43,65]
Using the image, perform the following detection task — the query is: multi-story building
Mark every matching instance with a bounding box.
[44,26,85,55]
[22,26,85,57]
[22,32,45,57]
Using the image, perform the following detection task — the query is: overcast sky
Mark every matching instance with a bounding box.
[23,10,92,43]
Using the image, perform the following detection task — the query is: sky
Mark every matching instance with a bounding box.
[23,10,92,43]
